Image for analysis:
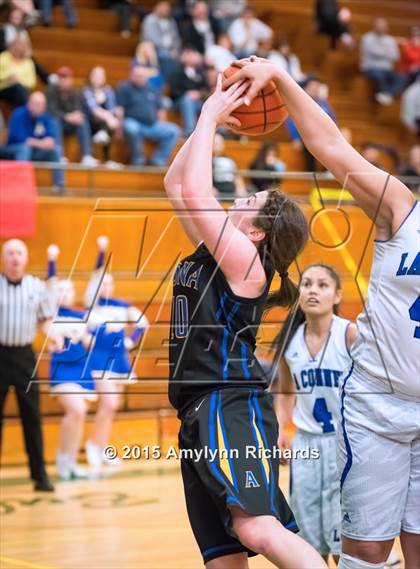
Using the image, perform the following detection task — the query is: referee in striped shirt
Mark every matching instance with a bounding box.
[0,239,63,491]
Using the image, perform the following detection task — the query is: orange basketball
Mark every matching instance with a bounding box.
[222,64,289,136]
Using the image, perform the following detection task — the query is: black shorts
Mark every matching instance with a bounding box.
[178,387,298,564]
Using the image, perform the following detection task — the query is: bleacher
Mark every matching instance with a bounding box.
[1,0,418,457]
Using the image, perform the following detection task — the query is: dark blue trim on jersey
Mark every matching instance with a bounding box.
[339,362,354,491]
[247,393,269,489]
[289,452,293,496]
[221,301,241,381]
[215,292,227,320]
[252,392,278,517]
[217,390,239,490]
[374,200,418,243]
[240,341,251,379]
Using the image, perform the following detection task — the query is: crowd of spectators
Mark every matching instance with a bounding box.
[0,0,419,193]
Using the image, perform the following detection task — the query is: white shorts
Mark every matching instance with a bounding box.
[337,363,420,541]
[290,430,341,555]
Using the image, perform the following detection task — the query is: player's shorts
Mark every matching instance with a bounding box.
[290,430,341,555]
[337,362,420,541]
[50,381,97,401]
[178,387,298,565]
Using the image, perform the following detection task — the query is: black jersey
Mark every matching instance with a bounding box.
[168,242,274,415]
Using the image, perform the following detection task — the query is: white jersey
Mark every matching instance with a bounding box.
[284,315,352,434]
[351,200,420,401]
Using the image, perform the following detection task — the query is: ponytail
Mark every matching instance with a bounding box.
[255,188,309,309]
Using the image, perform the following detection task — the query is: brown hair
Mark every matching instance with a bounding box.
[254,188,309,309]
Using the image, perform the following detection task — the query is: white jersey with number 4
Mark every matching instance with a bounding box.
[284,315,352,434]
[351,201,420,401]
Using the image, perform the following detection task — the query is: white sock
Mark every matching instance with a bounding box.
[338,553,386,569]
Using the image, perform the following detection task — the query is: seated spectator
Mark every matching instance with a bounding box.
[205,32,235,72]
[117,65,181,166]
[1,91,64,189]
[169,47,209,137]
[181,0,220,55]
[228,6,273,58]
[47,66,98,166]
[0,34,35,108]
[268,39,306,84]
[360,17,405,105]
[0,8,50,84]
[315,0,354,50]
[208,0,246,33]
[249,141,286,191]
[83,67,122,167]
[142,1,181,80]
[400,25,420,84]
[398,144,420,192]
[212,132,247,197]
[360,141,400,171]
[8,0,39,26]
[36,0,77,28]
[286,77,336,172]
[132,41,164,92]
[100,1,147,38]
[401,78,420,136]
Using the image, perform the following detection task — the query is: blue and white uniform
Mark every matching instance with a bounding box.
[337,200,420,541]
[284,314,352,555]
[49,306,96,400]
[87,297,148,380]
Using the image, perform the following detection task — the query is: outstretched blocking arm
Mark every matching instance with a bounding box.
[224,62,415,240]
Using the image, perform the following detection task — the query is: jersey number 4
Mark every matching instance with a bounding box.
[409,295,420,339]
[312,397,335,433]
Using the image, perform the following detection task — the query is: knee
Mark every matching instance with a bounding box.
[123,119,140,136]
[342,538,391,565]
[99,395,120,414]
[165,123,182,140]
[67,403,87,422]
[232,517,272,555]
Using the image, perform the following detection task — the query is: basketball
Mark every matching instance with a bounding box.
[222,64,289,135]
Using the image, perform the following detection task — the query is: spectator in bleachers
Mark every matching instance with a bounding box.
[268,39,307,84]
[132,41,164,92]
[360,141,400,172]
[181,0,220,55]
[142,1,181,81]
[6,0,39,26]
[315,0,354,50]
[47,66,98,166]
[360,17,405,106]
[399,144,420,192]
[212,132,247,197]
[0,8,50,84]
[83,67,122,168]
[208,0,246,33]
[400,25,420,84]
[2,91,64,189]
[100,0,147,38]
[286,77,336,172]
[0,34,35,108]
[228,6,273,58]
[249,141,286,191]
[169,47,209,137]
[36,0,77,28]
[205,32,235,72]
[117,65,181,166]
[401,78,420,136]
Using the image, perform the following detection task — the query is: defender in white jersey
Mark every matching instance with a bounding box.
[224,59,419,569]
[272,264,357,565]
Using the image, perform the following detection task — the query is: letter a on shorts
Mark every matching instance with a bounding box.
[245,470,260,488]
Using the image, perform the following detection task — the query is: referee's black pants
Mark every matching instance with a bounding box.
[0,345,48,481]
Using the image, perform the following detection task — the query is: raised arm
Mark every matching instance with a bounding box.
[164,134,203,247]
[180,75,268,297]
[224,61,415,240]
[84,235,108,308]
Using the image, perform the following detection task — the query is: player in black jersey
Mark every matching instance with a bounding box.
[164,74,328,568]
